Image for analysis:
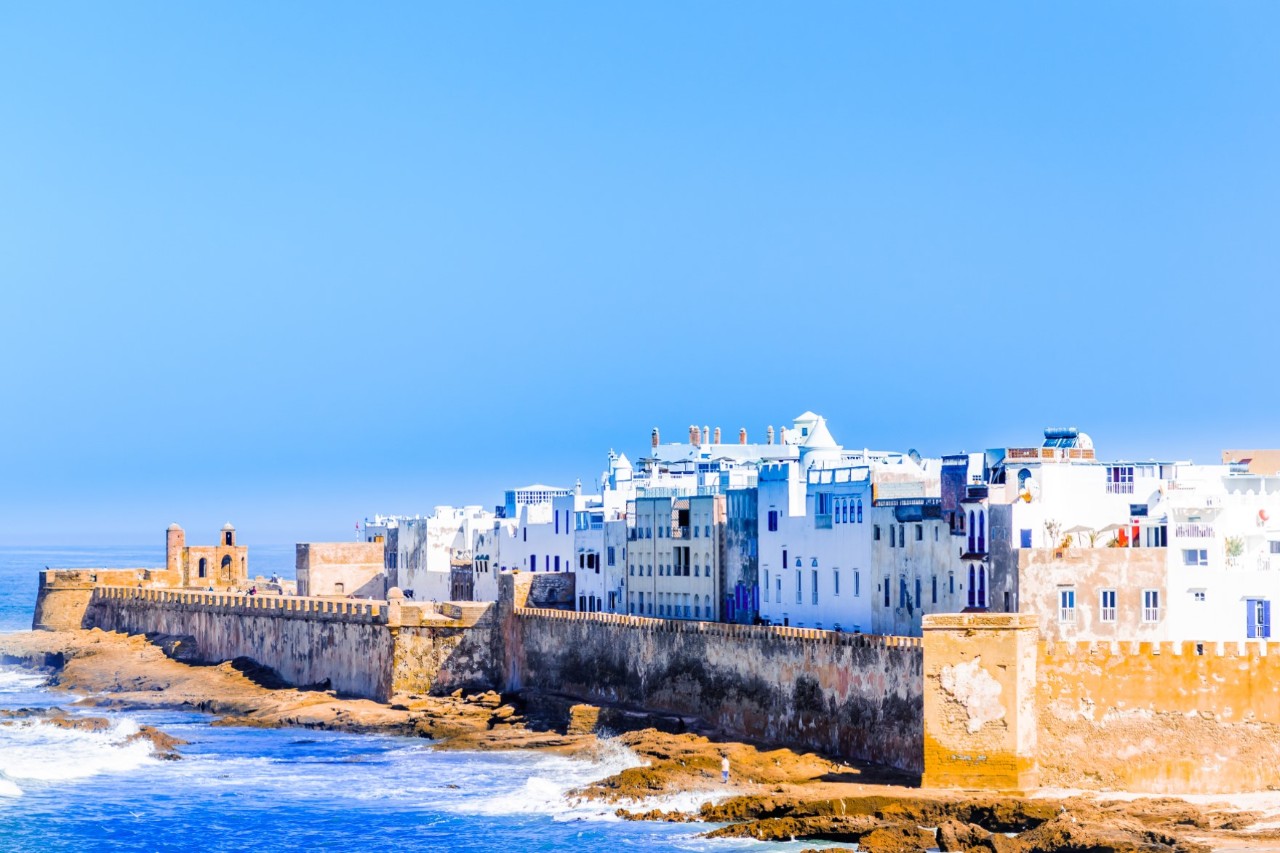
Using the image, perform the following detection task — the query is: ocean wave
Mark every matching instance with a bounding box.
[442,739,649,821]
[0,667,48,693]
[0,714,160,793]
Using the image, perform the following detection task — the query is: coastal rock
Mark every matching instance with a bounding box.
[615,807,698,822]
[937,818,994,852]
[857,825,938,853]
[703,814,881,842]
[123,725,187,760]
[1014,814,1208,853]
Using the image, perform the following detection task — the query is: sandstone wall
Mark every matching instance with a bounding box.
[1037,639,1280,793]
[86,587,396,699]
[921,613,1039,792]
[83,587,509,702]
[510,607,923,772]
[392,615,503,697]
[296,542,387,598]
[33,569,177,631]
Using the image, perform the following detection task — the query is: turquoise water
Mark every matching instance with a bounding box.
[0,547,817,852]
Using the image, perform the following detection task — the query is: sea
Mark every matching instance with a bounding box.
[0,546,824,852]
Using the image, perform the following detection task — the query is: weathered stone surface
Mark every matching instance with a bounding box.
[510,608,924,772]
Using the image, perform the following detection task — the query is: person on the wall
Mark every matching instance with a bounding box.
[721,754,730,784]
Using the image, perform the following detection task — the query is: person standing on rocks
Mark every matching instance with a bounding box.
[721,754,730,784]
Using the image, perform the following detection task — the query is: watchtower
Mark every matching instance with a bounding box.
[166,523,186,578]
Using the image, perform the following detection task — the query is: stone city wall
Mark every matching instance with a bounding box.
[83,587,506,701]
[509,605,924,773]
[921,613,1039,792]
[86,587,397,699]
[33,569,177,631]
[1036,638,1280,793]
[60,572,1280,793]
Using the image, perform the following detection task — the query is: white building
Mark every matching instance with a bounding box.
[626,493,724,620]
[577,423,804,619]
[868,497,965,635]
[756,414,936,632]
[391,506,497,601]
[496,488,590,584]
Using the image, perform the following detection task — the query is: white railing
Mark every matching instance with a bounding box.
[1106,482,1134,495]
[1175,522,1215,539]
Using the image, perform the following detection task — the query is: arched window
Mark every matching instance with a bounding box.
[856,499,863,523]
[220,555,232,578]
[978,566,988,608]
[968,566,976,607]
[198,558,207,579]
[978,511,986,553]
[968,512,976,553]
[1017,468,1032,490]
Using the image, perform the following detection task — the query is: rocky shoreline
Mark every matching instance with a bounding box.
[2,628,1277,852]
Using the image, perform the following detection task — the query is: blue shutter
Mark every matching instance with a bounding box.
[1247,601,1257,638]
[1265,600,1273,639]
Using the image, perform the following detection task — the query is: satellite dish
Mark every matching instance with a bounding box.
[908,449,922,465]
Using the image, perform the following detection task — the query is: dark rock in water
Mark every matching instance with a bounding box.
[123,725,187,760]
[615,808,698,823]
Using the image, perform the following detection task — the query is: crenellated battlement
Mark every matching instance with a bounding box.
[515,606,922,649]
[91,585,388,624]
[1041,638,1277,658]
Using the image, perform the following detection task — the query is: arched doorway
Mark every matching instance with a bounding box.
[220,555,232,583]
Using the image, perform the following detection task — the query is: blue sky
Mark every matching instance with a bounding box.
[1,3,1277,546]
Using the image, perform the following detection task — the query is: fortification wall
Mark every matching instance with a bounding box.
[83,587,509,701]
[1037,639,1280,793]
[393,617,503,697]
[33,569,177,631]
[510,607,923,772]
[921,613,1039,792]
[86,587,396,699]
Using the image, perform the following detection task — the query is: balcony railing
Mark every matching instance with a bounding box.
[1174,522,1215,539]
[1106,482,1134,495]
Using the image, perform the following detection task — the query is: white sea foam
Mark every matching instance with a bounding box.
[0,714,160,794]
[445,739,646,821]
[0,779,23,798]
[0,668,48,693]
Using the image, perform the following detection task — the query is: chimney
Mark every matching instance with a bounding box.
[652,427,660,449]
[690,425,699,444]
[703,426,710,447]
[738,428,747,445]
[767,425,775,445]
[713,427,721,445]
